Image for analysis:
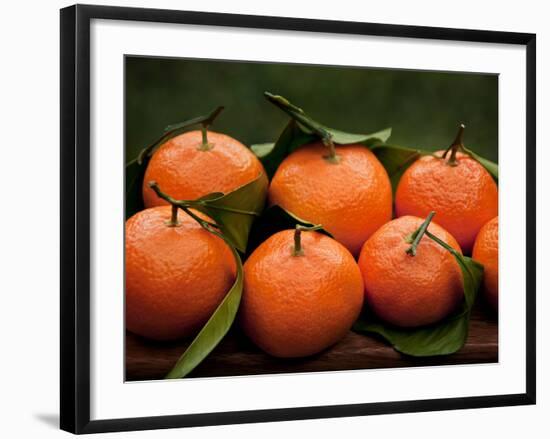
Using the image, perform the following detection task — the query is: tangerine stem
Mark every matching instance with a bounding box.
[292,224,323,256]
[148,181,220,230]
[323,136,341,164]
[199,124,213,151]
[405,211,436,256]
[442,124,466,167]
[166,204,180,227]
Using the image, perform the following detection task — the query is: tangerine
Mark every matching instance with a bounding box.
[240,227,364,357]
[395,125,498,254]
[142,130,265,207]
[358,215,464,327]
[472,216,498,310]
[269,142,392,257]
[125,205,236,340]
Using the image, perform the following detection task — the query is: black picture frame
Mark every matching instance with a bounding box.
[60,4,536,434]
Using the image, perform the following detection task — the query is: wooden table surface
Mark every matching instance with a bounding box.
[126,302,498,381]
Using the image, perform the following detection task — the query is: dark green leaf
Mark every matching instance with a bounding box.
[191,174,268,253]
[264,92,391,144]
[249,142,276,159]
[369,143,498,193]
[196,192,225,202]
[165,245,243,379]
[246,204,332,256]
[354,308,470,357]
[425,231,483,309]
[353,240,484,357]
[328,127,391,145]
[463,147,499,183]
[251,121,316,179]
[125,158,148,219]
[254,93,391,178]
[370,144,428,193]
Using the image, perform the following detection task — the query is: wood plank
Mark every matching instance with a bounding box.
[126,301,497,381]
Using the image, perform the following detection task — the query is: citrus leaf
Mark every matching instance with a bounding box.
[196,192,225,202]
[354,308,470,357]
[369,143,498,193]
[328,127,392,145]
[249,142,276,159]
[425,231,483,309]
[125,158,148,220]
[255,93,391,179]
[165,245,243,379]
[370,144,428,193]
[190,174,268,253]
[125,106,224,219]
[463,146,499,183]
[353,240,484,357]
[246,204,332,256]
[251,120,316,179]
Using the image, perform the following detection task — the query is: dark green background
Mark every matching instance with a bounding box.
[125,56,498,163]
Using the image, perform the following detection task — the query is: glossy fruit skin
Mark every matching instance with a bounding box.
[142,130,265,207]
[240,230,364,358]
[472,216,498,310]
[125,206,236,340]
[395,151,498,254]
[358,216,464,328]
[268,143,392,257]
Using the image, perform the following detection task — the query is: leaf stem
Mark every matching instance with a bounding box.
[186,200,261,216]
[148,181,220,231]
[405,211,436,256]
[292,224,323,256]
[149,181,259,220]
[442,124,466,167]
[264,92,340,163]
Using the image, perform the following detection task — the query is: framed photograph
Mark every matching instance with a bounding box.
[60,4,536,434]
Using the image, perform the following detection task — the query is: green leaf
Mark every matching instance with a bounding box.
[125,158,148,220]
[255,93,392,179]
[370,144,428,193]
[328,127,392,145]
[353,236,484,357]
[165,245,243,379]
[425,231,483,309]
[354,309,470,357]
[368,143,498,193]
[246,204,332,256]
[190,174,268,253]
[249,142,276,159]
[251,121,316,179]
[463,146,499,183]
[125,106,225,219]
